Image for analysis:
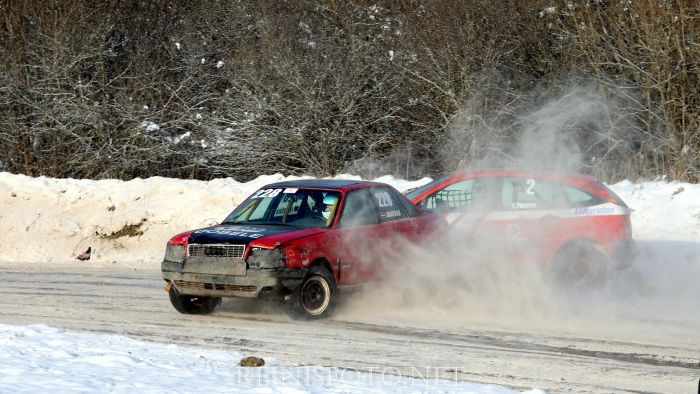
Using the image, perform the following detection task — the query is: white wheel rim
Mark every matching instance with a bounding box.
[301,276,331,315]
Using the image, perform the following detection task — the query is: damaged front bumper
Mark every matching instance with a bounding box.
[161,257,306,299]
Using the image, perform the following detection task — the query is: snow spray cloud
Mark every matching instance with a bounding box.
[336,81,700,338]
[441,80,641,179]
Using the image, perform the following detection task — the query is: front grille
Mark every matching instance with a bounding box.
[174,280,256,292]
[188,244,245,258]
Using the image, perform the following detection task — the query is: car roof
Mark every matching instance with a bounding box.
[405,168,599,200]
[443,168,597,183]
[265,179,367,189]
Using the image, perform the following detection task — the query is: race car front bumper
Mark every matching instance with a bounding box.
[161,257,306,299]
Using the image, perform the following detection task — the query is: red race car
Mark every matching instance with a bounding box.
[162,179,445,319]
[406,169,634,281]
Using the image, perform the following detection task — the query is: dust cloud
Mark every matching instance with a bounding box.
[336,233,700,342]
[335,84,700,342]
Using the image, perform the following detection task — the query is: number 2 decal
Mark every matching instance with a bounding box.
[252,188,282,198]
[525,179,536,195]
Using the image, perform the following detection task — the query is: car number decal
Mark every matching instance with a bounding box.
[374,191,393,207]
[525,178,536,195]
[251,188,282,199]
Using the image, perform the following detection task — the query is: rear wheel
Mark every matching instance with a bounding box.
[168,286,221,314]
[286,266,337,320]
[552,242,610,288]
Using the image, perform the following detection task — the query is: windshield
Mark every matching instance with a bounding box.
[223,187,341,229]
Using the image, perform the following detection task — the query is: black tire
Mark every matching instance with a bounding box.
[552,241,610,288]
[168,286,221,315]
[286,266,337,320]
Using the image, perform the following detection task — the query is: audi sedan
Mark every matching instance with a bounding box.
[162,179,446,319]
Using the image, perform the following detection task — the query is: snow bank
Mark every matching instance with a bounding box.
[611,180,700,241]
[0,324,537,394]
[1,171,698,267]
[0,172,428,266]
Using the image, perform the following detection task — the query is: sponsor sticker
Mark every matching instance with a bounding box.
[283,188,298,194]
[503,202,538,209]
[194,226,268,239]
[382,209,402,218]
[575,206,616,216]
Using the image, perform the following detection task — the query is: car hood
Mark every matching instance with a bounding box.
[187,224,326,246]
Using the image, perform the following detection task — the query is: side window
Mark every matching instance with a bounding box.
[338,189,378,228]
[563,185,600,207]
[501,178,561,209]
[419,179,475,212]
[371,187,407,222]
[391,188,418,217]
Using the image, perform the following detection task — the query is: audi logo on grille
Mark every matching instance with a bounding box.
[204,247,224,256]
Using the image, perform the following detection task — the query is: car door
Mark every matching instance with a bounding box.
[491,176,568,260]
[335,188,383,285]
[366,186,416,279]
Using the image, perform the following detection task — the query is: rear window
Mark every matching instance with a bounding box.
[563,185,600,207]
[391,188,418,217]
[370,187,408,222]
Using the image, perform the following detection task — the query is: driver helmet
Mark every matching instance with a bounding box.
[321,194,339,220]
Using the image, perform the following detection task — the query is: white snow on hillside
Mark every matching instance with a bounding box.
[0,172,427,266]
[0,171,698,266]
[611,180,700,241]
[0,324,540,394]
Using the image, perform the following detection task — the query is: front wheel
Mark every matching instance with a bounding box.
[168,286,221,314]
[286,266,337,320]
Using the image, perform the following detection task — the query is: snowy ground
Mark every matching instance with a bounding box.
[1,171,699,266]
[0,324,540,394]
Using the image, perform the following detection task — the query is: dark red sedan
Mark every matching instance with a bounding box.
[162,179,445,319]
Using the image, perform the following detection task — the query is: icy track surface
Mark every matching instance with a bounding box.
[0,324,534,394]
[0,265,698,393]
